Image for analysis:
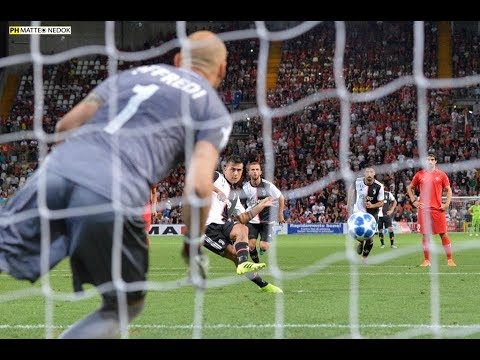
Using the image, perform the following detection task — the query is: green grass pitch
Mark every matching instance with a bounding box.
[1,233,480,339]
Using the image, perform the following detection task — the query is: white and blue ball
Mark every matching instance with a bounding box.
[347,212,377,240]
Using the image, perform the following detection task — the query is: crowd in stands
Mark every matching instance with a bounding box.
[1,21,480,229]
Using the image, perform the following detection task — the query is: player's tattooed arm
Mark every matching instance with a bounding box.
[55,91,103,143]
[236,196,274,224]
[213,186,227,202]
[82,92,104,106]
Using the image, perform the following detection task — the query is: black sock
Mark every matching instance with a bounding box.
[379,234,384,246]
[245,272,268,287]
[235,242,249,264]
[249,248,259,262]
[389,232,395,245]
[362,239,374,257]
[356,241,364,255]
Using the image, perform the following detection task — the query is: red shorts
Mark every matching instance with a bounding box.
[417,207,447,234]
[143,202,152,233]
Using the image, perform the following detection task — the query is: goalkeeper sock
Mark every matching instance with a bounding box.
[59,301,144,339]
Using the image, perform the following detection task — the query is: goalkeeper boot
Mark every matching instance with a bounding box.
[259,249,267,255]
[236,261,266,275]
[260,283,283,293]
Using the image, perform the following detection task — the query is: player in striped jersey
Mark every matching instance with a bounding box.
[348,166,385,263]
[377,190,397,248]
[241,161,285,263]
[204,155,283,293]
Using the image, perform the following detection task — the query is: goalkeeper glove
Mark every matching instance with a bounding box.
[182,236,209,288]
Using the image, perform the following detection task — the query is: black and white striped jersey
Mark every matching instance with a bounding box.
[241,179,282,224]
[379,191,396,217]
[206,171,245,225]
[352,177,385,217]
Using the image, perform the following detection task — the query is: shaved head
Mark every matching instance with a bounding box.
[175,31,227,88]
[184,31,227,69]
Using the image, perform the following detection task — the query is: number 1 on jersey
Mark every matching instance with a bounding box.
[104,84,159,134]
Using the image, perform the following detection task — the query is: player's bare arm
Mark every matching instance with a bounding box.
[387,198,398,216]
[182,140,219,282]
[236,196,274,224]
[441,185,452,211]
[55,92,103,142]
[151,186,158,217]
[366,200,383,209]
[347,184,355,214]
[406,183,422,208]
[183,140,219,241]
[278,194,285,223]
[213,186,227,202]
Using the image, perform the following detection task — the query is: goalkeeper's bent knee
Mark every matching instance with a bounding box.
[102,293,146,321]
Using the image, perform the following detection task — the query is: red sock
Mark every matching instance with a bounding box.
[441,235,452,260]
[422,236,430,261]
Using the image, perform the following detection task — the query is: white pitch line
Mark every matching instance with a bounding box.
[39,271,480,277]
[1,323,480,330]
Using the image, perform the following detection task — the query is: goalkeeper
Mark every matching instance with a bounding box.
[468,199,480,236]
[0,31,231,338]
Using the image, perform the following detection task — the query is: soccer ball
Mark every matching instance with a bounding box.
[347,212,377,240]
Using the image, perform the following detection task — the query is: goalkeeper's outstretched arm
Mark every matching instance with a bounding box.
[181,140,219,283]
[182,140,219,241]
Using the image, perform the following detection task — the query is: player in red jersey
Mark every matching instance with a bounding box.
[407,153,456,267]
[143,186,157,246]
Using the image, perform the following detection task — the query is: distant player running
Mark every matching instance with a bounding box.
[348,166,384,263]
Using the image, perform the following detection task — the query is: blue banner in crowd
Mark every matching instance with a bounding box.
[288,223,344,234]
